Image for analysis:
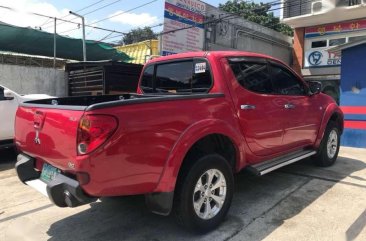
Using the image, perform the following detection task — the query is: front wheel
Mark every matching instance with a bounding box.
[173,154,234,233]
[313,121,341,167]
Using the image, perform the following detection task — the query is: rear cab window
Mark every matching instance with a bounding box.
[140,59,212,94]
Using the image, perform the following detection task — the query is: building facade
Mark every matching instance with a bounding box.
[205,4,293,65]
[281,0,366,103]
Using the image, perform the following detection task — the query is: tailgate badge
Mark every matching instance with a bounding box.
[33,110,45,145]
[68,162,75,169]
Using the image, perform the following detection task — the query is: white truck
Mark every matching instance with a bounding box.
[0,85,54,150]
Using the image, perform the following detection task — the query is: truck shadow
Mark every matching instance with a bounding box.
[47,155,366,241]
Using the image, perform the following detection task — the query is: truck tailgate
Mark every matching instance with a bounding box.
[15,106,85,170]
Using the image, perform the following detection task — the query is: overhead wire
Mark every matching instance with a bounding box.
[158,5,267,36]
[156,0,303,37]
[58,0,158,35]
[42,0,126,30]
[40,0,108,28]
[0,0,312,45]
[74,0,109,13]
[97,0,291,45]
[0,5,127,35]
[61,0,282,40]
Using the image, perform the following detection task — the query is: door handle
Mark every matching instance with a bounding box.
[284,103,295,109]
[241,104,256,110]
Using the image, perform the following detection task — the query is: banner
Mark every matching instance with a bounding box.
[162,0,206,56]
[305,19,366,38]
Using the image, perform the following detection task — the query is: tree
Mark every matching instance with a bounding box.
[120,27,157,45]
[219,0,293,36]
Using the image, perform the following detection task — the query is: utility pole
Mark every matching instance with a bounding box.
[69,11,86,61]
[53,17,56,68]
[53,17,57,96]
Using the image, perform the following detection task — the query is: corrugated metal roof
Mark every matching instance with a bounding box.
[115,39,159,64]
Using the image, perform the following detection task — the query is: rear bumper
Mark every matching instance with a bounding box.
[15,153,97,207]
[0,139,14,150]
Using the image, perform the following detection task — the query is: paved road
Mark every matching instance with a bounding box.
[0,147,365,241]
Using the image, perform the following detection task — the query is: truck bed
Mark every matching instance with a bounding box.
[15,92,227,196]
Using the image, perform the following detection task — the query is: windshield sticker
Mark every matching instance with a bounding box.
[195,62,206,73]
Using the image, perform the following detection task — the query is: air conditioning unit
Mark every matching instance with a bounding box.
[311,1,323,13]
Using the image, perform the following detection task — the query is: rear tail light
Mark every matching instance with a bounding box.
[77,115,118,155]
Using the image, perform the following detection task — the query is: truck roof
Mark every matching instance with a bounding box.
[147,51,278,64]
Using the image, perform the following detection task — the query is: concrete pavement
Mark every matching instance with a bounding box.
[0,147,365,241]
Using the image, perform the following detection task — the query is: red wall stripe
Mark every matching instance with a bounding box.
[344,120,366,130]
[341,106,366,114]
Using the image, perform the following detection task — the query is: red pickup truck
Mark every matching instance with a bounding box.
[15,51,343,232]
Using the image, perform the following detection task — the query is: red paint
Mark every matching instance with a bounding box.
[15,51,343,197]
[344,120,366,130]
[341,106,366,114]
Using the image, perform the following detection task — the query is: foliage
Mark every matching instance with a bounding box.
[120,27,157,45]
[219,0,293,36]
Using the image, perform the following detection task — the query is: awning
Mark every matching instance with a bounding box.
[0,23,131,61]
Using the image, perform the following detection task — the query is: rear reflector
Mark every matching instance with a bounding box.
[76,172,90,185]
[77,115,118,155]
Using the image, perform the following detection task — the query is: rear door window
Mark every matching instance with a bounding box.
[228,59,273,94]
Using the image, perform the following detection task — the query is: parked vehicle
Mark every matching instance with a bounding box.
[0,85,53,150]
[14,51,343,232]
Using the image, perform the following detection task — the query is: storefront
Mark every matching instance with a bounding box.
[304,19,366,68]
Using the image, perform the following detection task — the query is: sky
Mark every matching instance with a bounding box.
[0,0,276,44]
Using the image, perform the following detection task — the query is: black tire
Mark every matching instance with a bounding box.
[313,121,340,167]
[173,154,234,233]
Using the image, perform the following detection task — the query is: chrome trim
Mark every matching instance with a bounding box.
[241,104,256,110]
[259,151,316,175]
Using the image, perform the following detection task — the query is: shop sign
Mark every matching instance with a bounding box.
[304,49,341,67]
[162,0,206,56]
[305,19,366,38]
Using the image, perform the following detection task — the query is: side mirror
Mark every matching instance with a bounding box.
[308,81,322,95]
[4,89,15,100]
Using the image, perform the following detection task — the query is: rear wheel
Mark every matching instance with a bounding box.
[313,121,340,167]
[174,154,234,233]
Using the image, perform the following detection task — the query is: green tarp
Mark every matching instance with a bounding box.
[0,23,131,61]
